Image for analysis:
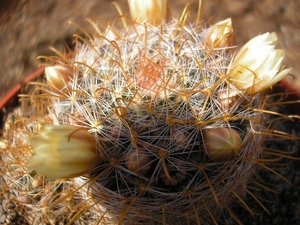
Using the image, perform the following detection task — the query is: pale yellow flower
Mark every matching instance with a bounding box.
[128,0,169,26]
[205,18,234,48]
[26,125,102,180]
[227,32,291,94]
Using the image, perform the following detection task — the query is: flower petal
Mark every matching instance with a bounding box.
[26,125,102,180]
[227,32,290,94]
[128,0,169,26]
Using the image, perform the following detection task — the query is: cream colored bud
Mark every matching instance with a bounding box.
[45,65,73,95]
[205,18,234,48]
[227,32,291,95]
[128,0,169,26]
[26,125,102,180]
[204,128,242,162]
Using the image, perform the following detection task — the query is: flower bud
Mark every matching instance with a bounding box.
[45,65,74,95]
[205,18,234,48]
[125,147,152,176]
[204,128,242,162]
[172,129,189,148]
[128,0,169,26]
[26,125,102,180]
[227,32,291,95]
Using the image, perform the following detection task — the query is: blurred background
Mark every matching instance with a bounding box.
[0,0,299,100]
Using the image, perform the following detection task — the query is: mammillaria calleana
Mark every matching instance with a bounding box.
[1,0,296,224]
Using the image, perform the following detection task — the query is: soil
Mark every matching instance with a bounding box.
[0,0,300,224]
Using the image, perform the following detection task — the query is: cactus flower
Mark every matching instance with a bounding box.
[26,125,102,180]
[227,32,291,94]
[128,0,169,26]
[205,18,234,48]
[204,128,242,162]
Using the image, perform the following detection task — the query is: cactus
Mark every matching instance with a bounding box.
[0,0,297,224]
